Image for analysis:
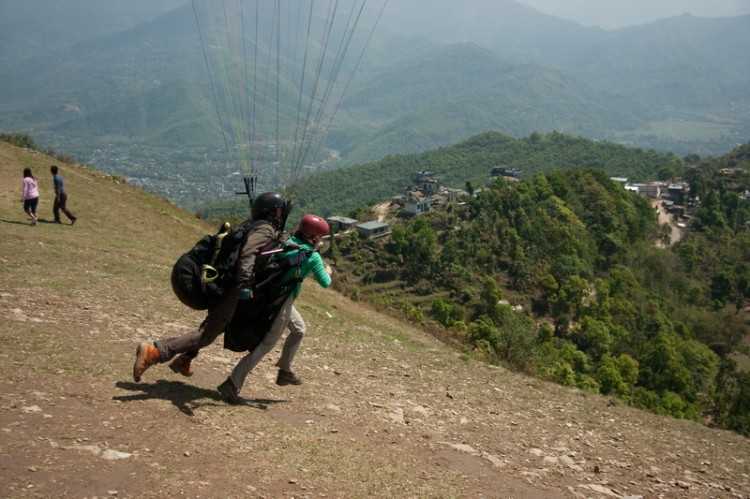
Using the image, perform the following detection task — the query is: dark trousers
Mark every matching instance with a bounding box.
[154,292,238,362]
[53,193,75,222]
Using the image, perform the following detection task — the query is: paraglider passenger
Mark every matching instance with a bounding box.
[217,214,332,404]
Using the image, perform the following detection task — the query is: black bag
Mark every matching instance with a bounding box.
[170,219,271,310]
[223,242,313,352]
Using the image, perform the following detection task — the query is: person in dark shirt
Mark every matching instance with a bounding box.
[50,165,76,225]
[132,192,288,383]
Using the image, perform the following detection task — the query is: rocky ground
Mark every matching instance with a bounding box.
[1,143,749,498]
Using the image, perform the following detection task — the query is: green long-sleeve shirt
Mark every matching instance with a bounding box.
[279,236,332,298]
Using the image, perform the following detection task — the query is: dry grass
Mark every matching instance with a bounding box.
[1,141,749,498]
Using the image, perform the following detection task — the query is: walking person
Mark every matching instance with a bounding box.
[217,214,332,404]
[132,192,288,382]
[50,165,77,225]
[21,167,40,226]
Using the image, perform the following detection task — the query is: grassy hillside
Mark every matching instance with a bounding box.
[1,141,750,498]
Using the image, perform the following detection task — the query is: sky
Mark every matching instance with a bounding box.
[514,0,750,29]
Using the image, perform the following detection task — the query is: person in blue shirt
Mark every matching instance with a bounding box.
[50,165,77,225]
[218,214,332,404]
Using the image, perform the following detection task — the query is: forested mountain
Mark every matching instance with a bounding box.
[0,0,187,68]
[0,5,203,113]
[347,10,750,161]
[324,139,750,435]
[331,44,639,163]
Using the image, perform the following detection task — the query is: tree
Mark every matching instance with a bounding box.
[488,304,538,369]
[710,266,735,307]
[479,279,503,315]
[677,242,697,275]
[391,218,438,276]
[553,276,590,321]
[597,355,629,396]
[572,316,612,361]
[657,165,677,181]
[640,332,694,402]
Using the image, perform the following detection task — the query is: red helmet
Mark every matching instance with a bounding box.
[298,214,330,237]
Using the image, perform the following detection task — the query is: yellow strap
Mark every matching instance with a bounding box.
[209,222,231,265]
[201,264,219,291]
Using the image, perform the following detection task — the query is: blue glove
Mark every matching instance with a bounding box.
[238,288,252,300]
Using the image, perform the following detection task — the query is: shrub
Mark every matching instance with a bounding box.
[399,300,425,325]
[1,132,38,150]
[575,374,600,393]
[552,361,575,387]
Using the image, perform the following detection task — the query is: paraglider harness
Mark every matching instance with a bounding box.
[223,240,315,352]
[170,189,294,312]
[170,188,307,351]
[170,218,275,311]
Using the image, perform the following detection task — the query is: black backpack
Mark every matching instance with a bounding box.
[223,242,314,352]
[170,219,273,310]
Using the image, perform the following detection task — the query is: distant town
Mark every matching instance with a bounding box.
[326,166,701,243]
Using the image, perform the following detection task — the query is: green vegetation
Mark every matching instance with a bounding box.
[1,132,77,165]
[330,140,750,436]
[204,130,683,226]
[0,132,38,150]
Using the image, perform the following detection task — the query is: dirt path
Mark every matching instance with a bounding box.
[653,199,683,248]
[373,201,390,222]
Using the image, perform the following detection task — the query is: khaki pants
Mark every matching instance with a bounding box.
[229,297,306,392]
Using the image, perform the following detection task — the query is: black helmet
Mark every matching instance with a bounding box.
[251,192,287,223]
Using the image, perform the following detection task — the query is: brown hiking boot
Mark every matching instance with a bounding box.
[217,378,244,405]
[276,369,303,386]
[168,354,194,377]
[132,342,160,382]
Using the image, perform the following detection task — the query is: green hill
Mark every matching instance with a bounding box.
[276,131,680,223]
[324,140,750,435]
[57,77,222,147]
[201,130,750,433]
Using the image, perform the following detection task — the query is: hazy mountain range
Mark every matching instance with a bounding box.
[0,0,748,208]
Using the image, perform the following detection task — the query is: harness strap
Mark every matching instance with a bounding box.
[209,222,232,266]
[201,265,219,291]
